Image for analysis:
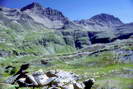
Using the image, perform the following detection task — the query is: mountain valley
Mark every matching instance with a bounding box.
[0,2,133,89]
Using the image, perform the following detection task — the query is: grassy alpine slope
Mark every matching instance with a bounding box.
[0,23,133,89]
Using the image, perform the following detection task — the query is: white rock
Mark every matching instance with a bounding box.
[73,83,85,89]
[63,84,74,89]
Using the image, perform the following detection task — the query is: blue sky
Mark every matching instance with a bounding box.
[0,0,133,23]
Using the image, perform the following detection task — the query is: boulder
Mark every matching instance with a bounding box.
[32,69,49,86]
[5,66,16,75]
[18,78,26,83]
[62,84,74,89]
[46,70,79,82]
[26,75,38,86]
[5,68,95,89]
[48,87,61,89]
[5,74,20,84]
[46,70,57,77]
[83,78,95,89]
[73,83,85,89]
[5,64,30,84]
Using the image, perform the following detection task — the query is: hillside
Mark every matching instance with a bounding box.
[0,2,133,89]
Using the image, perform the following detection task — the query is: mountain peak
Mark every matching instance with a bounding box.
[89,13,123,26]
[30,2,42,7]
[90,13,118,20]
[21,2,43,11]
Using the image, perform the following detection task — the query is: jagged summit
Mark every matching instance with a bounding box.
[20,2,68,22]
[21,2,44,11]
[43,7,68,21]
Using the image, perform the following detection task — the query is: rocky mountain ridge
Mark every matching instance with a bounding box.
[0,2,133,48]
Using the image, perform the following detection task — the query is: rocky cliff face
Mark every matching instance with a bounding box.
[20,2,69,29]
[21,2,68,22]
[75,13,123,28]
[115,23,133,39]
[75,14,132,44]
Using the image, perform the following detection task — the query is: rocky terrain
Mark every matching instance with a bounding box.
[0,2,133,89]
[5,64,95,89]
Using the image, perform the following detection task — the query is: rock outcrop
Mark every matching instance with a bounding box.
[5,65,95,89]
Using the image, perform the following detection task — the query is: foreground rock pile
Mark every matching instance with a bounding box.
[5,64,95,89]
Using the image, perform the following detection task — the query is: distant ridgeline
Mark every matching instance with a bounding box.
[0,2,133,56]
